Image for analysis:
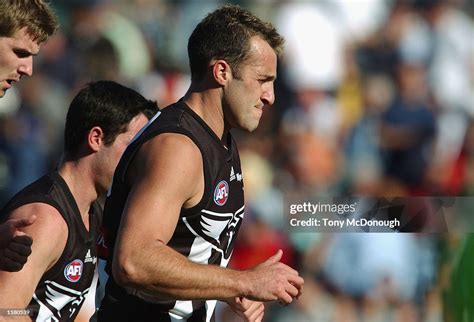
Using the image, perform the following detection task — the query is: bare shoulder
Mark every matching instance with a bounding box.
[10,203,67,228]
[143,132,201,161]
[126,132,205,210]
[0,203,68,307]
[9,203,68,247]
[133,132,203,179]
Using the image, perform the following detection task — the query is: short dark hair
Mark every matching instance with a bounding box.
[64,81,158,156]
[0,0,59,44]
[187,5,284,81]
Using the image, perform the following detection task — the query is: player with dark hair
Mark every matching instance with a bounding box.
[0,81,157,321]
[99,5,303,322]
[0,0,59,272]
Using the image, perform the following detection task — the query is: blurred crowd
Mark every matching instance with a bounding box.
[0,0,472,321]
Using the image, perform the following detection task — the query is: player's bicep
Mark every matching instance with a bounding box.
[118,133,203,247]
[0,204,67,307]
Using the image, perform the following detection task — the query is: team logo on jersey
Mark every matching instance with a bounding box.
[214,180,229,206]
[183,206,244,260]
[64,259,83,283]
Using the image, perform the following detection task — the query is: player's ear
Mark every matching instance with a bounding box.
[87,126,105,152]
[212,60,232,86]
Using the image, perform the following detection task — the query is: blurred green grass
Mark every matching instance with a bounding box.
[444,234,474,322]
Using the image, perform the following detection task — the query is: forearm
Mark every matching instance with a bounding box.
[0,289,33,322]
[0,270,37,311]
[113,241,249,300]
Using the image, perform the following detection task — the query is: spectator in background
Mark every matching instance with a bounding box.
[274,1,367,194]
[444,118,474,196]
[0,0,58,272]
[345,73,395,195]
[379,59,436,194]
[420,0,474,165]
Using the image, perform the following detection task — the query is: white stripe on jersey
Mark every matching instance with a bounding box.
[201,205,245,217]
[129,110,162,145]
[169,300,194,320]
[32,281,90,321]
[205,300,217,322]
[45,280,89,295]
[33,293,58,322]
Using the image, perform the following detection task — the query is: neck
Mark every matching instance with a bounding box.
[58,159,99,223]
[183,83,228,142]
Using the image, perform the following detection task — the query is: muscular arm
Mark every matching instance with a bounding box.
[113,133,303,303]
[0,204,67,320]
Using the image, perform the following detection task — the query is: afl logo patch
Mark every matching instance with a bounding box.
[214,180,229,206]
[64,259,83,283]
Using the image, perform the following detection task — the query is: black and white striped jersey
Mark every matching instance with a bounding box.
[99,101,245,322]
[1,171,100,321]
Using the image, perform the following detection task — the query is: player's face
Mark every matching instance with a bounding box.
[223,36,277,132]
[97,113,149,193]
[0,27,40,98]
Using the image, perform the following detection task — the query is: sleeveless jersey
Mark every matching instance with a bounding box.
[1,171,100,321]
[99,101,245,322]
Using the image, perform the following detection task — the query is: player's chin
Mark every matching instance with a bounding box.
[245,120,260,132]
[249,112,263,131]
[236,114,261,132]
